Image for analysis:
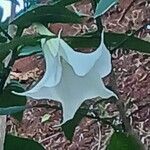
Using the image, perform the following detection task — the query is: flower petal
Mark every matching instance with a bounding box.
[59,39,101,76]
[44,38,60,57]
[13,58,116,123]
[33,23,59,57]
[13,41,62,95]
[93,41,112,78]
[34,23,112,77]
[59,31,111,77]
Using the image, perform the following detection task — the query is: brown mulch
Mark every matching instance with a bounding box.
[7,0,150,150]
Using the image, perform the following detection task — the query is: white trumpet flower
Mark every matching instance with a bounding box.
[13,23,117,124]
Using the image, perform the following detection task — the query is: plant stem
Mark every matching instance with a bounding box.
[91,0,145,149]
[90,0,103,35]
[110,71,132,133]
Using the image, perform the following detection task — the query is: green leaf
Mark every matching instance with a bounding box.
[106,132,144,150]
[0,35,40,62]
[0,82,27,121]
[0,105,26,115]
[0,49,10,64]
[11,4,81,29]
[66,32,150,53]
[94,0,118,18]
[4,134,45,150]
[104,32,150,53]
[62,106,88,141]
[0,31,150,63]
[0,35,7,43]
[18,45,42,57]
[53,0,81,6]
[0,18,9,30]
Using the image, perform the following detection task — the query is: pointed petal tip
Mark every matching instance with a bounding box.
[11,91,26,96]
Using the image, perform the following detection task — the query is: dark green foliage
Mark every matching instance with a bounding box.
[66,32,150,53]
[18,44,42,57]
[62,106,88,141]
[0,35,40,62]
[11,4,81,29]
[0,82,27,120]
[53,0,81,6]
[0,105,26,115]
[0,32,149,66]
[0,31,149,65]
[0,35,7,43]
[4,134,45,150]
[106,132,144,150]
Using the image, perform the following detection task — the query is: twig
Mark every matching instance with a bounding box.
[86,114,118,130]
[111,71,133,132]
[110,62,145,150]
[128,102,150,118]
[91,122,102,150]
[39,132,60,143]
[97,122,101,150]
[118,0,137,23]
